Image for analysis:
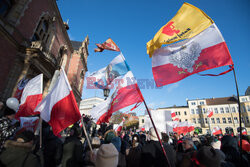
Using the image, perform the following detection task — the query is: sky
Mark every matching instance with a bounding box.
[57,0,250,116]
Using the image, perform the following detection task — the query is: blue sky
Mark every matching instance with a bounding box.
[57,0,250,115]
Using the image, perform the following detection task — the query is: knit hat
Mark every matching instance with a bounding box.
[111,137,121,152]
[96,143,119,167]
[211,140,221,150]
[196,146,221,167]
[4,106,16,116]
[104,129,117,143]
[149,127,162,141]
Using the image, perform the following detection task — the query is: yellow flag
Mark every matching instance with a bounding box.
[147,3,214,57]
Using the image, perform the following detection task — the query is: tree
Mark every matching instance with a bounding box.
[110,111,123,124]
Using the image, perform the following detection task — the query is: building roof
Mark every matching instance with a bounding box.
[158,106,188,110]
[71,40,82,50]
[206,96,237,105]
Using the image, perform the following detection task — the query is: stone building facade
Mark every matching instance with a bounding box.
[153,95,250,135]
[0,0,88,104]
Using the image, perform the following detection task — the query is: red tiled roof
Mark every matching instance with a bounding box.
[206,97,237,105]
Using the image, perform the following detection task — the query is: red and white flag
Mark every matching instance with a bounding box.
[171,111,176,118]
[15,74,43,119]
[19,117,39,133]
[108,71,144,117]
[88,97,112,124]
[94,38,120,52]
[115,118,125,132]
[212,126,222,135]
[152,24,234,87]
[35,69,81,135]
[207,108,213,118]
[89,71,144,124]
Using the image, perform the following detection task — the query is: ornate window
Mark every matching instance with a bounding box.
[32,15,54,51]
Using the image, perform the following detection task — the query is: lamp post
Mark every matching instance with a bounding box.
[103,88,110,100]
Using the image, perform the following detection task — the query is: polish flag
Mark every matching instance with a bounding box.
[15,74,43,119]
[171,111,176,117]
[152,24,234,87]
[35,69,81,135]
[212,126,222,135]
[115,118,125,132]
[88,97,112,124]
[108,71,144,116]
[89,71,144,124]
[207,109,213,118]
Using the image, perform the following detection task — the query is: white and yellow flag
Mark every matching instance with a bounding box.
[147,2,214,57]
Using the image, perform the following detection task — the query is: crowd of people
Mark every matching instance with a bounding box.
[0,103,249,167]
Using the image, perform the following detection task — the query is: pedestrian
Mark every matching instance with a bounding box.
[0,106,19,153]
[140,127,176,167]
[61,124,84,167]
[95,143,119,167]
[0,130,41,167]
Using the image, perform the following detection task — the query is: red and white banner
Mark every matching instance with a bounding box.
[16,74,43,119]
[88,97,112,124]
[108,71,144,117]
[94,38,120,52]
[19,117,39,132]
[171,121,195,135]
[207,109,213,118]
[35,69,81,135]
[152,24,234,87]
[89,71,144,125]
[212,126,222,135]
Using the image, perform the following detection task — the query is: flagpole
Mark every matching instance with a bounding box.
[232,68,242,162]
[39,117,42,148]
[81,117,93,152]
[142,99,171,167]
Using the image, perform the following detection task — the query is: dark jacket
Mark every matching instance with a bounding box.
[140,140,176,167]
[0,140,40,167]
[61,136,84,167]
[126,144,142,167]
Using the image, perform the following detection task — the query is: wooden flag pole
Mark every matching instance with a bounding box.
[81,117,93,152]
[232,68,243,161]
[142,99,171,167]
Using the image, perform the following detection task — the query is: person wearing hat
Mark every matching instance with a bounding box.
[95,143,119,167]
[140,127,176,167]
[0,130,41,167]
[61,124,84,167]
[0,106,19,153]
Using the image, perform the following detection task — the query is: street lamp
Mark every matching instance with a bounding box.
[103,88,110,100]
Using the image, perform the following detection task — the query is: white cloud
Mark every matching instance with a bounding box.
[167,83,180,93]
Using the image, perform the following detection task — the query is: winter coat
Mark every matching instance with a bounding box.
[0,140,40,167]
[43,132,63,167]
[61,136,84,167]
[126,144,142,167]
[139,140,176,167]
[0,117,17,153]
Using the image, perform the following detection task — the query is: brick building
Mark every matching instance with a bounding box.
[0,0,88,103]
